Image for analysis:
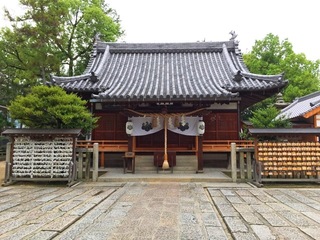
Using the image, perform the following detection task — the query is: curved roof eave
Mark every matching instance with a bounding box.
[90,92,240,103]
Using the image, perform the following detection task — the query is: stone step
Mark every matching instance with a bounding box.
[97,168,233,183]
[135,155,197,172]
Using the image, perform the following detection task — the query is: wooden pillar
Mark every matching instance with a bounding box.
[92,143,99,181]
[197,135,204,173]
[126,135,134,170]
[85,148,90,181]
[237,101,241,136]
[253,138,258,162]
[239,151,245,179]
[246,151,252,180]
[78,151,83,179]
[128,135,133,152]
[231,143,237,182]
[99,151,105,168]
[5,142,12,183]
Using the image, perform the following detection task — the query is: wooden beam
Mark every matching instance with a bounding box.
[303,107,320,119]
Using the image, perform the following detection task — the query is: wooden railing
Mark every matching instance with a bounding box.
[76,139,254,153]
[76,140,128,167]
[76,140,255,177]
[203,140,254,152]
[77,140,128,152]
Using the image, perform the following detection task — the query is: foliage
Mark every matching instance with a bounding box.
[242,33,320,125]
[239,126,253,140]
[243,33,320,103]
[8,85,98,134]
[0,113,7,132]
[249,106,291,128]
[0,0,123,104]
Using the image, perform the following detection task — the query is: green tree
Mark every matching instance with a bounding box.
[244,33,320,103]
[249,106,291,128]
[242,33,320,124]
[0,0,123,103]
[0,112,7,132]
[9,85,98,135]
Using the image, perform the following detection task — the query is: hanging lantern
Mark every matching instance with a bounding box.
[198,120,205,135]
[126,121,133,135]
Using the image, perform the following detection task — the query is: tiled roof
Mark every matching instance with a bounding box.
[276,91,320,120]
[51,38,287,106]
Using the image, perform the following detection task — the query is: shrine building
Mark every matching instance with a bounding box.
[51,33,288,172]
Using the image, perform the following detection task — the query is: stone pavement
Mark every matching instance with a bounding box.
[0,182,320,240]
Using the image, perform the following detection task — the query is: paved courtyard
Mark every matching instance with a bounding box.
[0,181,320,240]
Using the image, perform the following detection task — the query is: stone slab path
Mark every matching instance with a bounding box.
[0,182,320,239]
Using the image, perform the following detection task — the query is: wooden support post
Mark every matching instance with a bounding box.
[99,152,104,168]
[85,148,90,181]
[197,135,204,173]
[78,151,83,179]
[126,136,134,171]
[92,143,99,182]
[246,151,252,180]
[240,151,245,180]
[4,142,12,183]
[128,136,133,152]
[231,143,237,182]
[258,161,262,183]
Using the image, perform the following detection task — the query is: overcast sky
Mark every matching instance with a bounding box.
[1,0,319,61]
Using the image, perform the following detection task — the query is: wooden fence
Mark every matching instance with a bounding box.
[76,143,99,182]
[3,141,256,183]
[230,143,255,183]
[75,142,256,182]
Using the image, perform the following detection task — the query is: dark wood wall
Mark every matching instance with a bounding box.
[203,112,238,140]
[93,113,127,140]
[92,111,239,145]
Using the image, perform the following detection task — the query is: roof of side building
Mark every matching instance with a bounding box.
[276,91,320,120]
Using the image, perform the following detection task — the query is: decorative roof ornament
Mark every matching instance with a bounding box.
[94,33,102,42]
[233,70,243,82]
[310,99,320,107]
[229,30,240,45]
[90,72,98,83]
[229,30,238,41]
